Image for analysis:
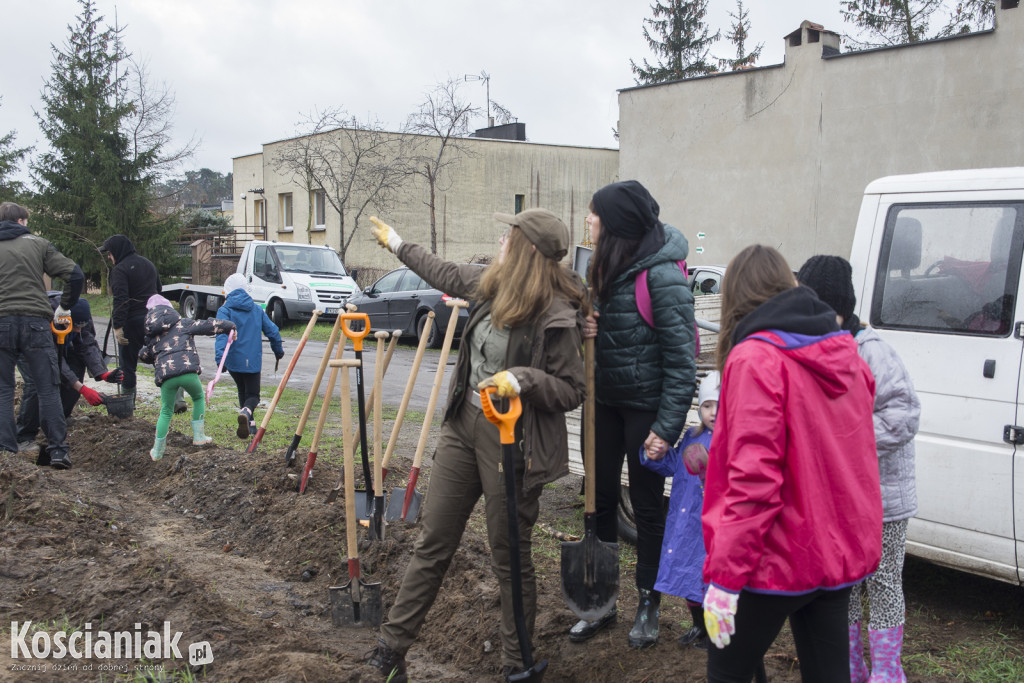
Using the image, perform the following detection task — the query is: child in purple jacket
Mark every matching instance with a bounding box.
[642,371,720,650]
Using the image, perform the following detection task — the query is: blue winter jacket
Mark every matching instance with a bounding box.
[214,289,284,373]
[642,425,710,603]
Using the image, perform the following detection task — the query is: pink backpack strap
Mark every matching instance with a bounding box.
[635,260,700,356]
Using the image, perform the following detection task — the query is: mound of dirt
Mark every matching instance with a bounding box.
[1,407,1000,682]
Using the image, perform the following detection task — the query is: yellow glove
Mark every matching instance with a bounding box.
[477,371,521,398]
[114,327,129,346]
[369,216,403,253]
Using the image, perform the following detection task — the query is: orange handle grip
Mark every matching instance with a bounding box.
[51,316,72,345]
[339,312,370,351]
[479,386,521,445]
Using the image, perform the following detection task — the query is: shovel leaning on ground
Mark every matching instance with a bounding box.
[297,322,348,494]
[480,387,547,682]
[247,310,322,454]
[388,299,468,522]
[369,331,388,540]
[328,358,382,628]
[561,337,619,621]
[339,312,374,518]
[284,313,344,466]
[380,312,434,520]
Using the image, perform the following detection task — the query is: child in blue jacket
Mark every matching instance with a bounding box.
[641,370,719,650]
[214,274,285,438]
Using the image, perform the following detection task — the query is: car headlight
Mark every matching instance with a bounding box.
[297,284,312,301]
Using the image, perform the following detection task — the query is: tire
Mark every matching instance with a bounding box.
[416,311,441,349]
[617,486,639,546]
[268,299,287,328]
[180,293,198,319]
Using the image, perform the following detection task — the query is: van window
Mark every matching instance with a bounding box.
[871,203,1023,336]
[271,245,348,276]
[253,245,280,283]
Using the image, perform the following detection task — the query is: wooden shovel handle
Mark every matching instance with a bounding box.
[260,309,321,430]
[309,331,350,453]
[340,312,370,351]
[350,329,402,451]
[411,300,467,469]
[382,312,434,470]
[372,331,387,497]
[480,387,521,445]
[584,338,597,515]
[296,313,345,434]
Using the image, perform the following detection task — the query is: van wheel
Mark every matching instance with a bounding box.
[269,299,286,328]
[416,311,441,348]
[181,293,198,319]
[617,486,638,546]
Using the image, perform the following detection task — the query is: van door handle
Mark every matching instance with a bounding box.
[983,359,995,378]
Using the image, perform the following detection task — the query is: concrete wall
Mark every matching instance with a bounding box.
[233,132,618,273]
[618,3,1024,271]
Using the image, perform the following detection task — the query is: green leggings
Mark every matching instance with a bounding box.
[157,373,205,438]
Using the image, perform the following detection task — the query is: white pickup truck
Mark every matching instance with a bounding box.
[849,167,1024,587]
[162,241,359,326]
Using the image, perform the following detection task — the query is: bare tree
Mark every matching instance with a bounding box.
[406,79,480,254]
[274,129,318,243]
[275,108,412,260]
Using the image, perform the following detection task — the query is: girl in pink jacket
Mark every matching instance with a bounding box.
[701,245,881,683]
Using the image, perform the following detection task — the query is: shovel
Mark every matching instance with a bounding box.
[328,358,382,628]
[350,329,402,480]
[381,312,434,520]
[340,312,374,518]
[389,299,468,522]
[297,325,348,494]
[369,331,388,540]
[480,387,547,682]
[285,313,344,466]
[247,310,322,453]
[560,337,619,621]
[206,329,236,402]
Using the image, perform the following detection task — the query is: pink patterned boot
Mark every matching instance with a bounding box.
[867,624,907,683]
[850,622,869,683]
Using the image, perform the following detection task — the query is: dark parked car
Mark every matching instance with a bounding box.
[346,265,482,347]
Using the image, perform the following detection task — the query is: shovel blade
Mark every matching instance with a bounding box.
[508,660,548,682]
[329,578,382,628]
[560,528,620,621]
[353,489,374,521]
[385,487,409,521]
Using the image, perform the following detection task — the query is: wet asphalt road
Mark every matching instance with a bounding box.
[93,317,459,413]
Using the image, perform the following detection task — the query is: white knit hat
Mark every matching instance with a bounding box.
[697,371,720,407]
[224,273,248,294]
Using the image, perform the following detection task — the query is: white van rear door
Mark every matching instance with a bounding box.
[865,195,1023,584]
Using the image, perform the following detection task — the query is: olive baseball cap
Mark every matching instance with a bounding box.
[493,208,570,260]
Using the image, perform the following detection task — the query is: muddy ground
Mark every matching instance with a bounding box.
[2,398,1023,682]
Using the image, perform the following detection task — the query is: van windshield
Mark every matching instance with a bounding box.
[271,245,348,277]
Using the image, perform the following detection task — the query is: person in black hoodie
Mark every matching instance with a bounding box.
[0,202,84,468]
[101,234,161,399]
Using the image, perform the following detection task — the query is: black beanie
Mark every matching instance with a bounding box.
[796,255,856,320]
[591,180,660,240]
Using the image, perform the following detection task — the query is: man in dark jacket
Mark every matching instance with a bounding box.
[101,234,161,398]
[0,202,84,468]
[17,296,123,453]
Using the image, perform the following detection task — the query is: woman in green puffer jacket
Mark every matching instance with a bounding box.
[568,180,698,650]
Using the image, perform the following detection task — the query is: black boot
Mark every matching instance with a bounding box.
[678,603,708,647]
[628,588,661,649]
[47,446,71,470]
[568,606,617,642]
[367,638,407,682]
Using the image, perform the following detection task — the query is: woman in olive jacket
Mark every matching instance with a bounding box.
[573,180,698,649]
[366,209,586,682]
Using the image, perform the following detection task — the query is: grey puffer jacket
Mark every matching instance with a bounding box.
[139,305,234,386]
[594,225,697,444]
[856,325,920,522]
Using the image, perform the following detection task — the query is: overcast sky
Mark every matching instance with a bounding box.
[3,1,845,183]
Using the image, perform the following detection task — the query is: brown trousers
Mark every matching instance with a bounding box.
[380,398,542,669]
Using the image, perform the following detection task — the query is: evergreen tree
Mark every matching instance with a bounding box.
[942,0,996,35]
[0,97,31,203]
[631,0,720,85]
[840,0,947,49]
[720,0,763,71]
[31,0,182,286]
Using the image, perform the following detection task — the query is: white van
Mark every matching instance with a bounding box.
[848,167,1024,586]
